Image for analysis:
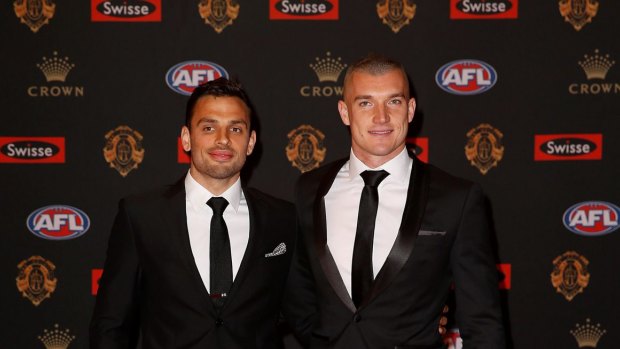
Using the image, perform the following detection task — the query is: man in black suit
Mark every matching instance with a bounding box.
[90,78,295,349]
[284,54,505,349]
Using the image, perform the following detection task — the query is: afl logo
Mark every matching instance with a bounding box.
[27,205,90,240]
[563,201,619,236]
[436,59,497,95]
[165,61,229,96]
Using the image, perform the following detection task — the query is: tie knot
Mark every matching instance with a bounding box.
[207,197,229,215]
[360,170,389,187]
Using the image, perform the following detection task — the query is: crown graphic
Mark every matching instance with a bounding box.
[38,324,76,349]
[309,52,347,82]
[579,49,615,80]
[570,318,606,348]
[36,51,75,82]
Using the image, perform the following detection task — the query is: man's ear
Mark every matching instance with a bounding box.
[181,126,191,152]
[338,100,350,126]
[247,130,257,156]
[407,98,416,123]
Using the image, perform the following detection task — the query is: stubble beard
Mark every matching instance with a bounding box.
[201,161,243,180]
[196,148,246,181]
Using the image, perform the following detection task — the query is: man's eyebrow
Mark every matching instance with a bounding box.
[229,120,248,126]
[353,93,406,101]
[195,118,248,126]
[196,117,217,124]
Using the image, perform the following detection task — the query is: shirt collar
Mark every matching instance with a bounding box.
[348,147,411,184]
[184,170,243,213]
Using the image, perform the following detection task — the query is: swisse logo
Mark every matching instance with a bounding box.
[534,134,602,161]
[451,0,518,19]
[166,61,229,96]
[436,60,497,95]
[0,137,65,163]
[270,0,338,20]
[2,141,59,158]
[27,205,91,240]
[91,0,161,22]
[563,201,619,237]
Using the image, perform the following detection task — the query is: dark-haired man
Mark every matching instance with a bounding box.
[91,78,295,348]
[284,55,505,348]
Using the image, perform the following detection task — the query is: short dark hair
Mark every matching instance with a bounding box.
[185,77,254,129]
[342,53,409,96]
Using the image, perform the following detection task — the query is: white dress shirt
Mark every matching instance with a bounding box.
[324,147,412,296]
[185,171,250,292]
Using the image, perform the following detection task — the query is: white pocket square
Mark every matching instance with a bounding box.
[265,242,287,257]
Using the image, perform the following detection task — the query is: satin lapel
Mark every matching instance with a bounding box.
[361,155,429,308]
[223,188,261,309]
[162,179,215,314]
[313,160,356,313]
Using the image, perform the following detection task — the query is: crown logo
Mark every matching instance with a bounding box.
[579,49,615,80]
[36,52,75,82]
[570,318,606,348]
[309,52,347,82]
[38,324,76,349]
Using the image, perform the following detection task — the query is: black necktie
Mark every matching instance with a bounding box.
[352,170,389,308]
[207,197,232,309]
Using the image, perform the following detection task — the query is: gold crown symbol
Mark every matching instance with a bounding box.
[570,318,606,348]
[38,324,76,349]
[37,51,75,82]
[309,52,347,82]
[579,49,615,80]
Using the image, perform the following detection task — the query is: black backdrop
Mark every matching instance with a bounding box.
[2,1,619,348]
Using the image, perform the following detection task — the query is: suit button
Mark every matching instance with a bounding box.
[215,318,224,327]
[353,314,361,322]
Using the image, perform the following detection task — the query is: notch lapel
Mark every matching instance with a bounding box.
[312,160,357,313]
[222,188,261,309]
[361,155,430,308]
[162,179,216,314]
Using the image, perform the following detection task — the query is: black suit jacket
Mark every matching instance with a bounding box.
[90,179,295,349]
[284,154,505,349]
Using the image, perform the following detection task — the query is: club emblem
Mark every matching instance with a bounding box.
[14,0,55,33]
[198,0,240,33]
[559,0,598,31]
[465,123,504,175]
[551,251,590,301]
[16,256,57,306]
[377,0,416,33]
[103,125,145,177]
[286,124,326,173]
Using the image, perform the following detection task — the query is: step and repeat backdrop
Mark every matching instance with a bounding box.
[1,0,619,348]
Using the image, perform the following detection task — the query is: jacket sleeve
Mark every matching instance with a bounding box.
[451,183,506,349]
[90,199,141,349]
[282,177,318,348]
